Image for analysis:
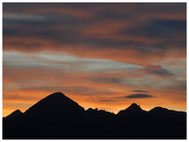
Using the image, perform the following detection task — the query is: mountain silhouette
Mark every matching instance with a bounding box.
[6,109,23,119]
[117,103,146,116]
[24,92,84,122]
[126,103,142,111]
[3,92,186,139]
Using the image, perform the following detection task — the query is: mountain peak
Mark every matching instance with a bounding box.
[117,103,144,116]
[35,92,72,103]
[46,92,66,98]
[24,92,84,118]
[130,103,140,107]
[127,103,142,111]
[50,92,64,96]
[6,109,23,120]
[13,109,22,114]
[149,107,170,113]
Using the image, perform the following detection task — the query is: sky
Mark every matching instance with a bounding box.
[3,3,186,116]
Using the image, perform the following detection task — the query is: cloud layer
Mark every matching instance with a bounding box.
[125,94,153,99]
[3,3,186,116]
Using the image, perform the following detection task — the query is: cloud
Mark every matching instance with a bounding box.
[125,94,153,99]
[121,19,186,39]
[132,90,149,93]
[3,3,186,67]
[3,94,40,101]
[91,77,124,85]
[145,65,174,77]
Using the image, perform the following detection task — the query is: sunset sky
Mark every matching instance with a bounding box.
[3,3,186,116]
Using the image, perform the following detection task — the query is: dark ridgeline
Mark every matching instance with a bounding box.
[3,92,186,139]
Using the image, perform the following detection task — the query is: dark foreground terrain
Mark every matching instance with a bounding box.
[3,92,186,139]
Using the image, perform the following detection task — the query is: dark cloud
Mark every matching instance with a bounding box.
[132,90,149,93]
[3,12,147,49]
[3,3,186,17]
[134,3,186,15]
[145,65,174,77]
[91,77,124,84]
[121,19,186,39]
[125,94,153,99]
[94,9,132,20]
[3,3,186,65]
[3,15,82,39]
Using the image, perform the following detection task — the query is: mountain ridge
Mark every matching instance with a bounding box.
[3,92,186,139]
[6,92,185,118]
[15,92,188,114]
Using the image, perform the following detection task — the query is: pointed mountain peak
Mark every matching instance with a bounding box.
[49,92,64,96]
[11,109,22,115]
[35,92,74,104]
[13,109,22,113]
[6,109,23,119]
[126,103,142,111]
[45,92,67,99]
[24,92,84,117]
[129,103,140,108]
[117,103,145,116]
